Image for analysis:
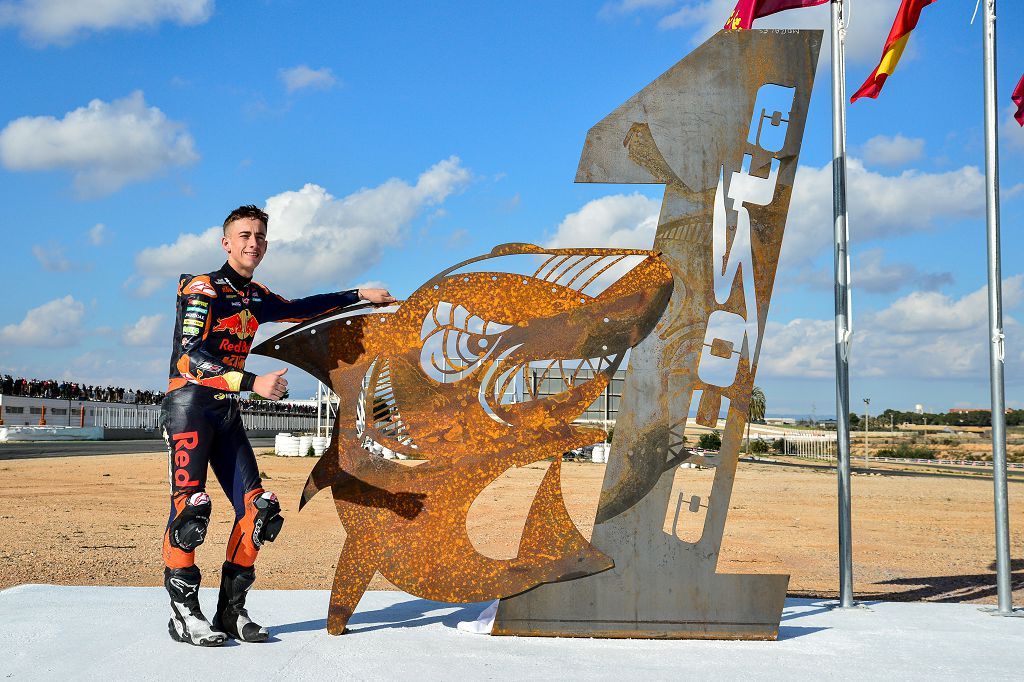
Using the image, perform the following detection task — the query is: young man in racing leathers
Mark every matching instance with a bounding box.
[161,205,394,646]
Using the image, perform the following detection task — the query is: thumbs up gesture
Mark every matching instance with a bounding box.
[254,367,289,400]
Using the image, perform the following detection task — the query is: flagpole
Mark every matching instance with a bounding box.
[830,0,855,609]
[981,0,1013,616]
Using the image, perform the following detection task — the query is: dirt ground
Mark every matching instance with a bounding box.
[1,451,1021,604]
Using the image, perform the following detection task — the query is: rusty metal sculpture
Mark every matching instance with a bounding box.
[492,29,822,639]
[253,244,672,634]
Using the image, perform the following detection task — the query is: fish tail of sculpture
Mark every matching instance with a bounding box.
[517,458,614,582]
[326,538,375,635]
[298,476,320,511]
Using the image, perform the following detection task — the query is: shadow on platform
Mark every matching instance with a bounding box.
[274,597,485,637]
[864,559,1024,603]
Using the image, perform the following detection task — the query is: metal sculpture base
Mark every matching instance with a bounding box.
[493,468,789,640]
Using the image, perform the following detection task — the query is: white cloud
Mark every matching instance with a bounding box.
[870,275,1023,334]
[87,223,108,245]
[861,134,925,166]
[122,313,166,346]
[545,159,983,281]
[280,65,338,93]
[1002,104,1024,152]
[0,91,198,196]
[0,0,213,45]
[755,275,1024,381]
[31,242,72,272]
[55,349,167,390]
[853,249,952,294]
[0,295,85,347]
[545,193,660,249]
[132,156,471,296]
[781,159,986,271]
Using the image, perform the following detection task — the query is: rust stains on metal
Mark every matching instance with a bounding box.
[254,245,672,634]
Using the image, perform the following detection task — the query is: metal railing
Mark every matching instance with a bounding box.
[91,405,326,433]
[93,406,160,429]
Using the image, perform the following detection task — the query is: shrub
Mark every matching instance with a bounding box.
[876,443,935,459]
[698,432,722,451]
[750,439,770,454]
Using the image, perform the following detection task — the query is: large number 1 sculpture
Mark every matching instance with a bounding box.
[493,29,821,639]
[254,28,820,640]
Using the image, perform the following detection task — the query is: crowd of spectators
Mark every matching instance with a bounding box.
[1,375,318,414]
[239,398,317,415]
[1,376,164,404]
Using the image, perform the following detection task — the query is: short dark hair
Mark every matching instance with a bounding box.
[223,205,269,233]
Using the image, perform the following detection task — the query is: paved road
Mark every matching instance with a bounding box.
[0,438,276,460]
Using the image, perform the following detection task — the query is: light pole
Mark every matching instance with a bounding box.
[863,398,870,465]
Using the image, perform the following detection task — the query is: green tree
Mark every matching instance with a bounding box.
[746,385,766,455]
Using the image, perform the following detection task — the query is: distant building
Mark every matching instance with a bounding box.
[948,408,1011,414]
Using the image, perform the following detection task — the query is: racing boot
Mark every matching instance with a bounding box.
[164,565,227,647]
[213,561,269,642]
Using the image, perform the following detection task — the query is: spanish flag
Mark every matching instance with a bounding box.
[1012,73,1024,127]
[723,0,827,31]
[851,0,938,102]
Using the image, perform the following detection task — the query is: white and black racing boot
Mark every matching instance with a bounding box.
[165,565,227,647]
[213,562,269,643]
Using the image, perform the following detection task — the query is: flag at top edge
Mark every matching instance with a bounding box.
[724,0,828,31]
[1013,73,1024,127]
[851,0,938,103]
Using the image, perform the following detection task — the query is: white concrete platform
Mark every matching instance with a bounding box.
[1,585,1022,680]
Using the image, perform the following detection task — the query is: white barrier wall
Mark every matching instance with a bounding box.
[0,395,326,433]
[0,395,148,427]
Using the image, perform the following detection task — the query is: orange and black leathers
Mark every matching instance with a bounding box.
[161,262,359,569]
[166,262,359,395]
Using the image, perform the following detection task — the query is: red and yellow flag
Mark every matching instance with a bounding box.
[1012,73,1024,127]
[724,0,828,31]
[851,0,938,102]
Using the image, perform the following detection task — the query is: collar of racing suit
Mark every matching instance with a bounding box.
[218,261,252,291]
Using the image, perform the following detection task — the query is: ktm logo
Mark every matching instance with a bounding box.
[213,310,258,340]
[184,278,217,298]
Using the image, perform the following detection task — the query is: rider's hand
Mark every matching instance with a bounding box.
[357,288,397,305]
[253,368,288,400]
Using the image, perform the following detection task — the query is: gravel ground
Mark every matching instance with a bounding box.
[1,451,1020,603]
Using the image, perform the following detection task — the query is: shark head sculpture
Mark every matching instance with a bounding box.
[253,243,672,634]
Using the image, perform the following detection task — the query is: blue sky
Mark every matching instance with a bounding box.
[0,0,1021,417]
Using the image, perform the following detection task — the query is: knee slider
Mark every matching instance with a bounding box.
[169,491,211,551]
[251,491,283,548]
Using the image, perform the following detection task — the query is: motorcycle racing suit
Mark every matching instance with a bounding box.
[160,261,358,643]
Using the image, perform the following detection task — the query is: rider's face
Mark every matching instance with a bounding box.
[222,217,267,276]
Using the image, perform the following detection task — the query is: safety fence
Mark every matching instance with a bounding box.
[777,434,839,458]
[242,410,323,433]
[93,406,161,430]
